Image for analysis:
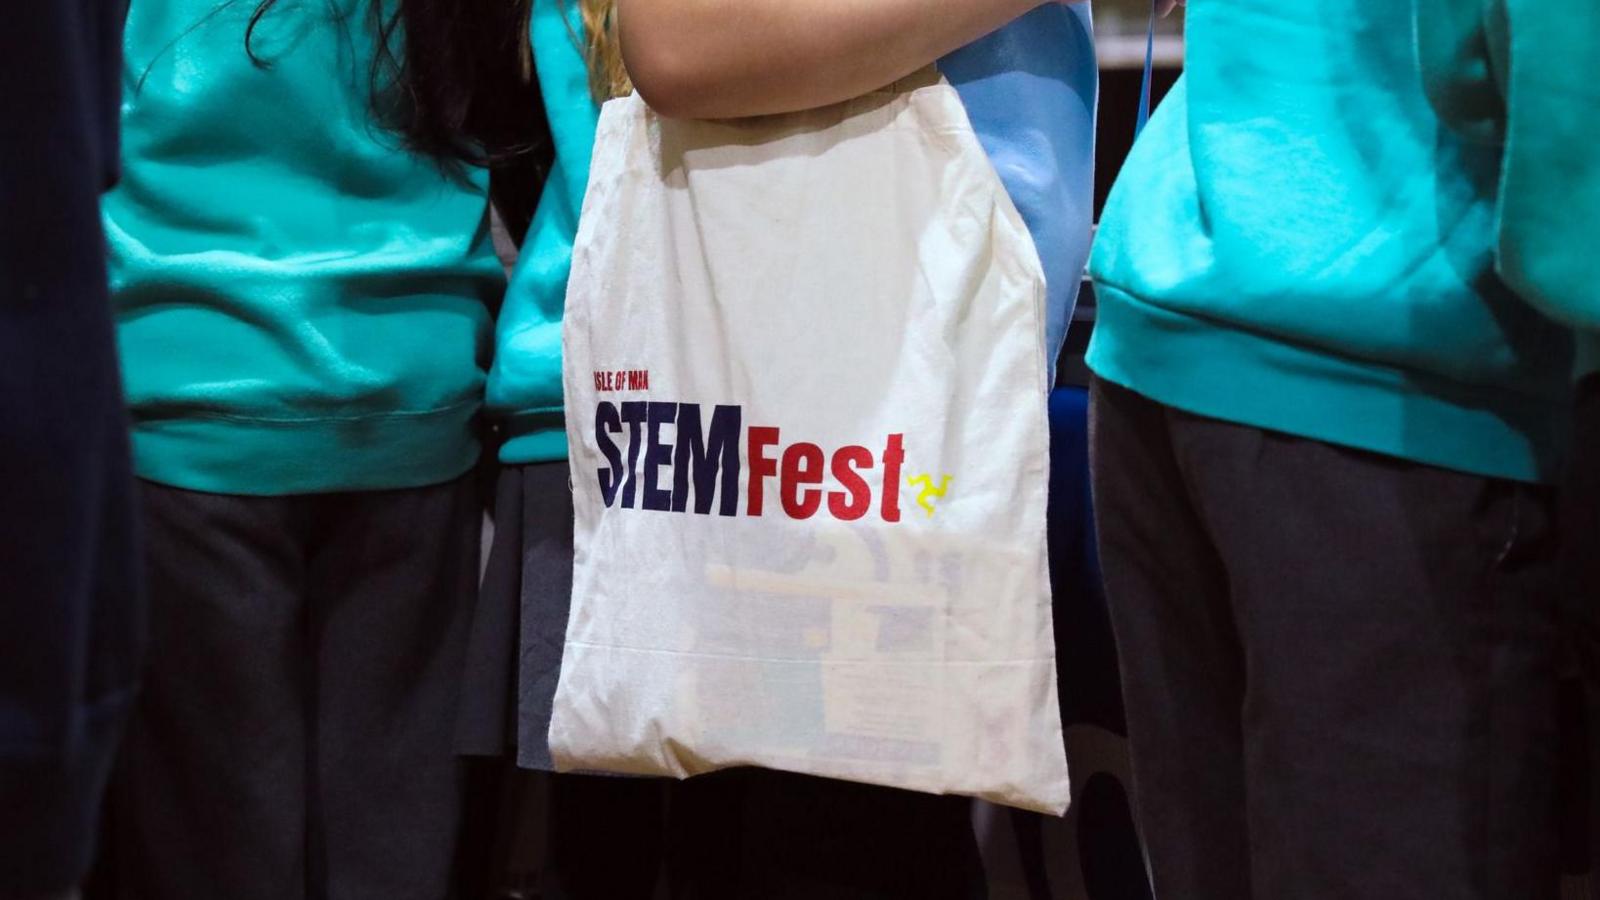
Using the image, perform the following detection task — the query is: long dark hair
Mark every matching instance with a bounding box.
[245,0,545,169]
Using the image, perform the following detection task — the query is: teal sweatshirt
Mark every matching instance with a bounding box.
[107,0,504,495]
[487,0,599,464]
[1088,0,1574,482]
[1416,0,1600,370]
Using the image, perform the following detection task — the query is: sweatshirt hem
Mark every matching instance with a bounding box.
[496,407,568,465]
[132,402,482,495]
[1085,283,1564,484]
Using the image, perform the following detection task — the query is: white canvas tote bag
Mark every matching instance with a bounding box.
[553,68,1069,814]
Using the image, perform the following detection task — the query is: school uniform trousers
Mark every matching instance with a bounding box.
[1566,376,1600,886]
[1089,377,1563,900]
[91,474,481,900]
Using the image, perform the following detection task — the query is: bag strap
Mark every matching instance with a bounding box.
[1136,0,1158,135]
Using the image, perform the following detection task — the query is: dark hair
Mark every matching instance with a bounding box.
[246,0,546,169]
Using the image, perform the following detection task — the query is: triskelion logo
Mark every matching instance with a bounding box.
[906,474,953,517]
[590,369,951,522]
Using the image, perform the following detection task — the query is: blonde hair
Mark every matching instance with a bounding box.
[577,0,631,102]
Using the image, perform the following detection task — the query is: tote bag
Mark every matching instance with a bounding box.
[552,68,1069,814]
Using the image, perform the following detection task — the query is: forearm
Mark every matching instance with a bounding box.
[618,0,1044,118]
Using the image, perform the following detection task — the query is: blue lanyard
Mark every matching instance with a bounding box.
[1136,0,1157,136]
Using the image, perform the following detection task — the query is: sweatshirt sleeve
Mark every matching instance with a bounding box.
[1492,0,1600,333]
[485,0,604,463]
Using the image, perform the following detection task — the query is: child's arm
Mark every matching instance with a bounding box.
[618,0,1046,118]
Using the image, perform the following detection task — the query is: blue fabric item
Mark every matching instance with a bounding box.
[1136,0,1155,134]
[2,1,144,893]
[1003,386,1146,900]
[941,2,1098,380]
[1045,385,1122,736]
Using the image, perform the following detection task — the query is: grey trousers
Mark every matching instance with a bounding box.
[1089,377,1563,900]
[90,476,481,900]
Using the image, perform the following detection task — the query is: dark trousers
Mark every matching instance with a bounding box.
[1089,378,1562,900]
[662,770,986,900]
[91,476,481,900]
[1566,377,1600,890]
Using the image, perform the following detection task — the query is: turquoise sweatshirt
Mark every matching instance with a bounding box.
[489,2,1099,465]
[487,0,600,464]
[1088,1,1574,482]
[107,0,503,495]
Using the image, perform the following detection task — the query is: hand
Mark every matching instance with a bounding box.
[1155,0,1185,16]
